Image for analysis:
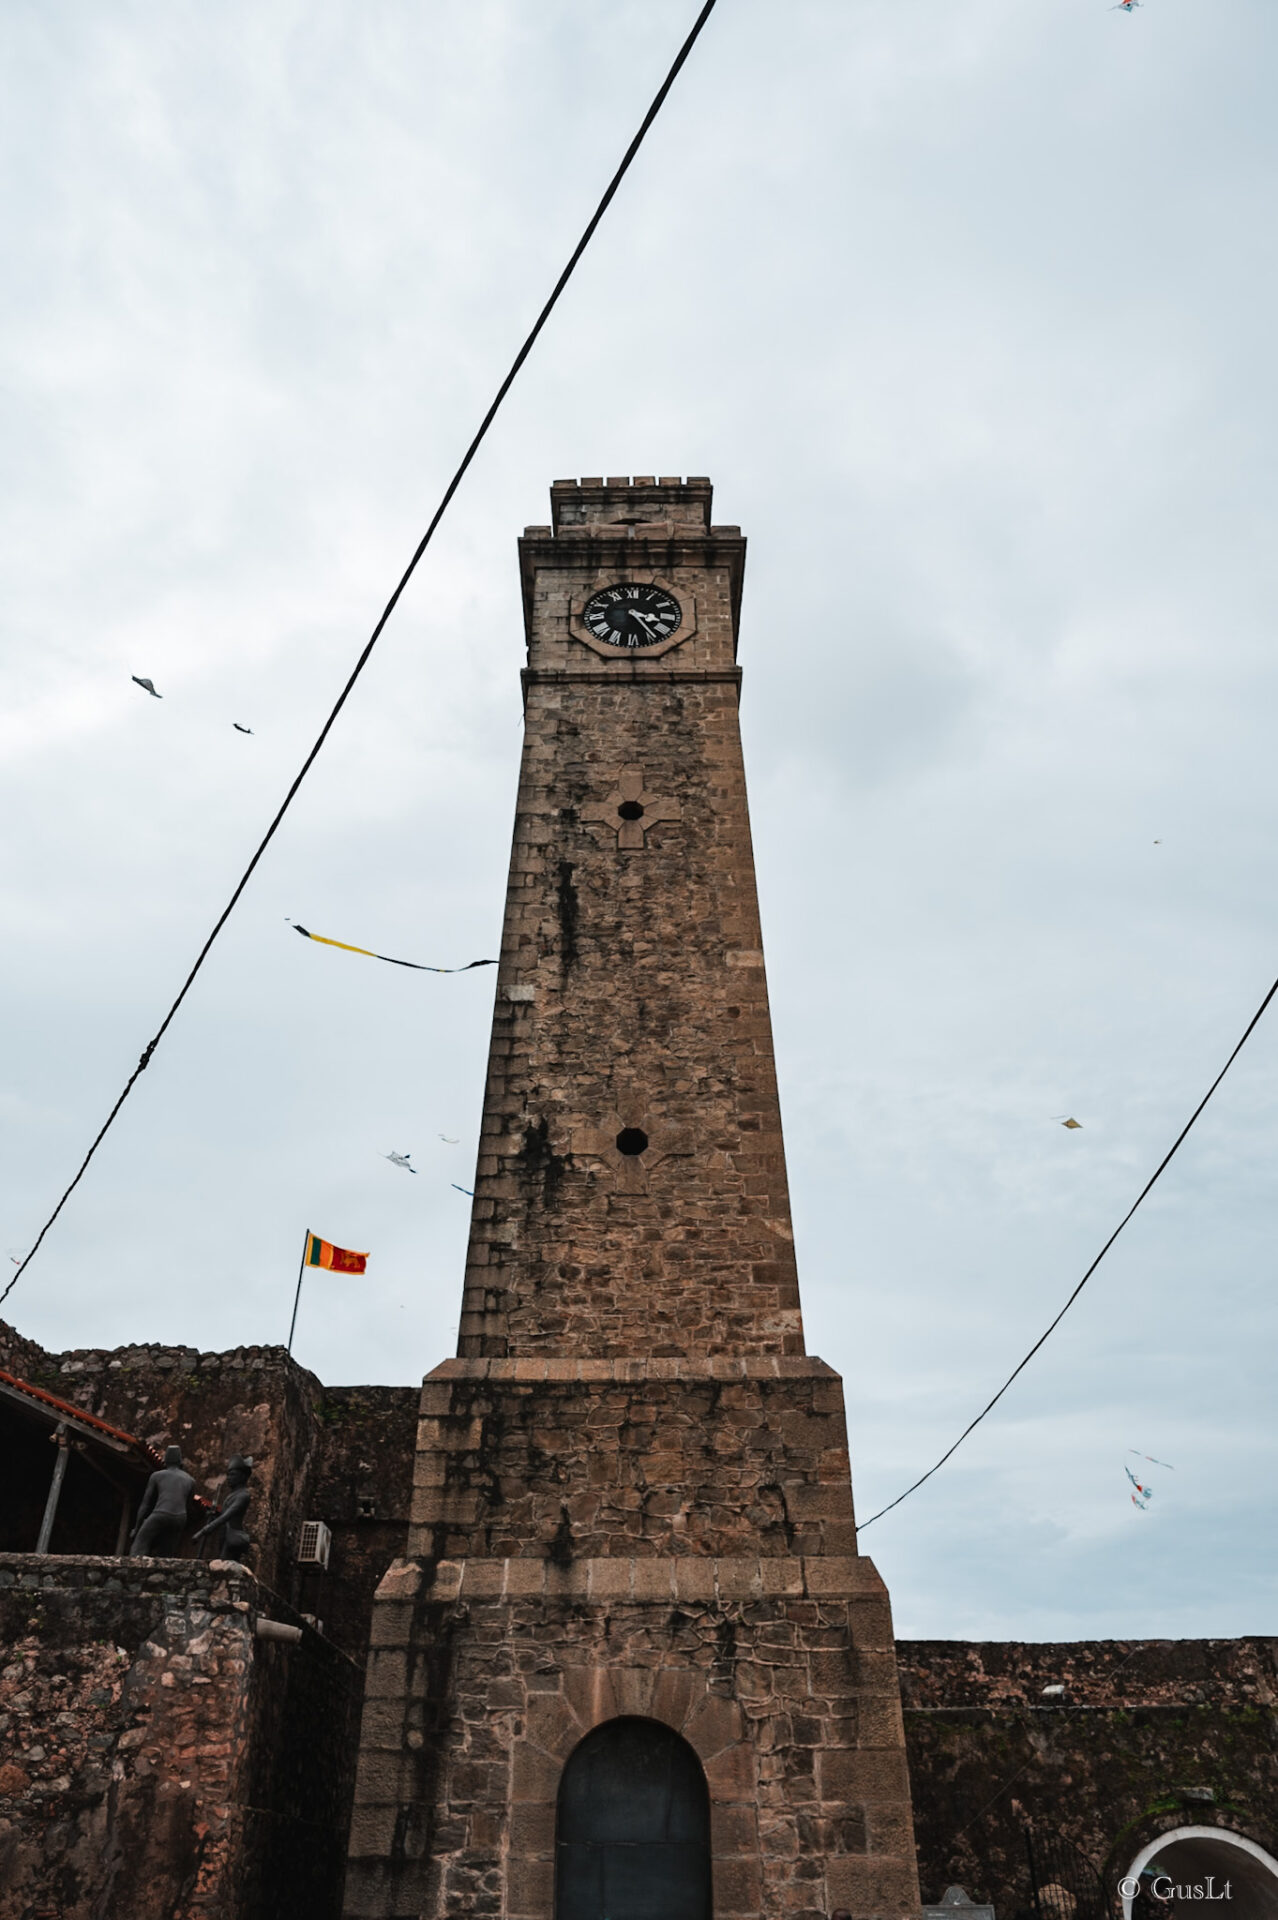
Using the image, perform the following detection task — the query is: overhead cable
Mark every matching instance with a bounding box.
[856,970,1278,1531]
[0,0,720,1312]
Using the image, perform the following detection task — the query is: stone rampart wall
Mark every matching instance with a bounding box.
[306,1384,418,1658]
[899,1637,1278,1914]
[0,1554,360,1920]
[1,1324,418,1665]
[13,1339,323,1598]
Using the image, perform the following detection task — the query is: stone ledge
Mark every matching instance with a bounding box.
[375,1552,887,1608]
[906,1701,1267,1719]
[424,1353,839,1385]
[0,1551,259,1604]
[521,666,744,686]
[0,1554,358,1666]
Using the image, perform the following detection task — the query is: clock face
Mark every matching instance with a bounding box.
[582,582,682,650]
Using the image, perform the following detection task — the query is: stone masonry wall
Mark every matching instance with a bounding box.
[240,1578,364,1920]
[0,1555,254,1920]
[0,1321,56,1381]
[1,1323,418,1666]
[0,1553,358,1920]
[460,484,802,1361]
[345,1552,919,1920]
[0,1551,358,1912]
[345,483,923,1920]
[2,1332,323,1599]
[308,1384,419,1659]
[407,1356,856,1564]
[899,1637,1278,1914]
[465,675,800,1359]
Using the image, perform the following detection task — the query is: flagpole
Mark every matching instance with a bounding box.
[287,1230,309,1358]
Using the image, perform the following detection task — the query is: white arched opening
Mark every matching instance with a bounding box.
[1122,1825,1278,1918]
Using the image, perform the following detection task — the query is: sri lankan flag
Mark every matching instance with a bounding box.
[304,1232,368,1276]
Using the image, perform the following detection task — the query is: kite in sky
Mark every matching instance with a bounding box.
[1126,1465,1154,1510]
[452,1184,474,1197]
[129,677,256,736]
[384,1151,417,1174]
[1111,1,1141,10]
[1054,1117,1082,1130]
[439,1134,459,1144]
[288,922,497,974]
[1126,1452,1172,1511]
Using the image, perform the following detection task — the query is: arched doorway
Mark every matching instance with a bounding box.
[555,1715,713,1920]
[1122,1826,1278,1918]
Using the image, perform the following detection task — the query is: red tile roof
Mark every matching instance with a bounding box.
[0,1366,163,1463]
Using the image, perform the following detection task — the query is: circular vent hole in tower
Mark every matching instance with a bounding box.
[617,800,645,821]
[615,1127,649,1157]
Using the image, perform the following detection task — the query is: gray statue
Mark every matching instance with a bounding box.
[192,1455,253,1563]
[129,1445,195,1557]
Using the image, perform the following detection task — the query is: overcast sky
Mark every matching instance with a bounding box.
[3,0,1277,1642]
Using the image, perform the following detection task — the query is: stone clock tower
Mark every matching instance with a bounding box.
[343,479,921,1920]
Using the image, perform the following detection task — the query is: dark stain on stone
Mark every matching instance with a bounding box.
[713,1613,738,1685]
[519,1117,567,1209]
[548,1506,574,1569]
[556,859,579,970]
[755,1480,796,1552]
[390,1607,461,1889]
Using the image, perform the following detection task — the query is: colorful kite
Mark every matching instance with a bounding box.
[384,1151,417,1174]
[288,922,497,974]
[1126,1465,1153,1509]
[1111,1,1141,10]
[132,676,162,698]
[1125,1451,1172,1511]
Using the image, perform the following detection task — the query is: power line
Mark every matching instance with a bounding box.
[856,971,1278,1533]
[0,0,720,1315]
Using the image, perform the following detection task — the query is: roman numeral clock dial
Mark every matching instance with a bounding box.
[583,582,682,650]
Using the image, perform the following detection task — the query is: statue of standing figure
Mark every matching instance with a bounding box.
[192,1455,254,1563]
[129,1446,195,1557]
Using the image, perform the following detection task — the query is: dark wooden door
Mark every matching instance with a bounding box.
[555,1717,713,1920]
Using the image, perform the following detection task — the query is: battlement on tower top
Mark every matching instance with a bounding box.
[537,474,739,540]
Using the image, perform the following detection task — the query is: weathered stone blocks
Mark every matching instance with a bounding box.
[0,1555,359,1920]
[345,1560,918,1920]
[344,481,921,1919]
[405,1357,859,1565]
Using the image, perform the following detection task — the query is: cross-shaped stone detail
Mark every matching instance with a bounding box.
[580,764,682,850]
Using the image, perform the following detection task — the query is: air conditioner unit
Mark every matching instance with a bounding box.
[297,1520,332,1569]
